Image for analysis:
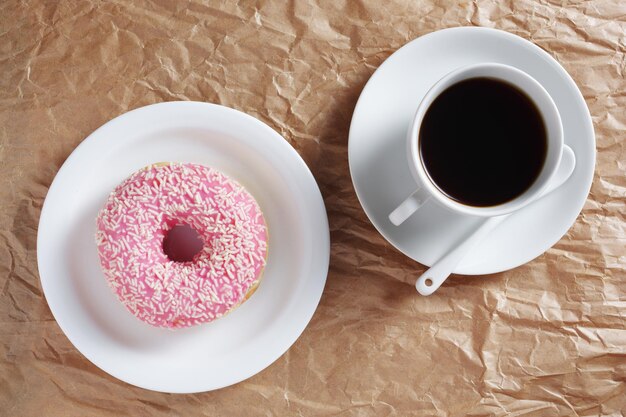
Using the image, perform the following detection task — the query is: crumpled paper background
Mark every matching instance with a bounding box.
[1,0,625,416]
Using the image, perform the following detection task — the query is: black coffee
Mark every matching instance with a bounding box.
[419,77,547,207]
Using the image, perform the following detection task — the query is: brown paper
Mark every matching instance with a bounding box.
[1,0,625,415]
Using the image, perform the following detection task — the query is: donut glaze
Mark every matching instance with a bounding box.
[95,163,268,329]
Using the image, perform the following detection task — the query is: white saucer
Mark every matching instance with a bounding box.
[348,27,595,275]
[37,102,330,393]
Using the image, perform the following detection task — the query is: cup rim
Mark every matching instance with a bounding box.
[407,62,564,217]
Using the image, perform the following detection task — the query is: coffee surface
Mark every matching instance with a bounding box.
[419,77,547,207]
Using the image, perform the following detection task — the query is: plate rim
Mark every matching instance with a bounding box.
[37,101,330,393]
[348,26,596,275]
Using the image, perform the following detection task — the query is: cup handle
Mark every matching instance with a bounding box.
[389,188,430,226]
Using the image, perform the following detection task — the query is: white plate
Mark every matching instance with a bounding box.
[37,102,330,393]
[349,27,595,275]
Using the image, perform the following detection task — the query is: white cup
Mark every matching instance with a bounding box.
[389,63,572,225]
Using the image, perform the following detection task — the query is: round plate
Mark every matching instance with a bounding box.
[37,102,330,393]
[348,27,595,275]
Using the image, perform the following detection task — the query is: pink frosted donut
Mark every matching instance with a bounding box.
[95,163,268,329]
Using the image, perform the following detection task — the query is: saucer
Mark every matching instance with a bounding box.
[38,102,330,392]
[348,27,595,275]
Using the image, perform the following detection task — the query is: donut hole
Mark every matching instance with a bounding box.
[162,224,204,262]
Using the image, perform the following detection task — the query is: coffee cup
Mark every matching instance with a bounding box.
[389,63,572,225]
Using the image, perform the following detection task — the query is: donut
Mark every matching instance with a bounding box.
[95,162,268,329]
